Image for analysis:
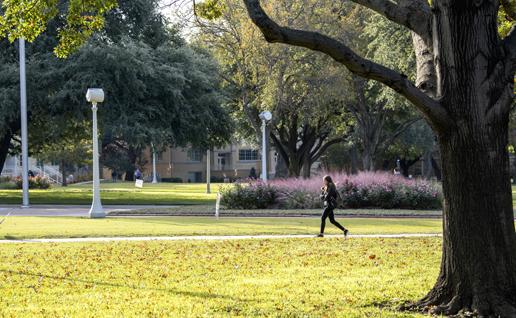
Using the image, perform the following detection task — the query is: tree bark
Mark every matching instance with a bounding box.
[416,119,516,316]
[361,150,374,171]
[60,160,67,187]
[398,156,420,178]
[301,155,312,179]
[412,2,516,315]
[430,155,442,181]
[0,131,13,176]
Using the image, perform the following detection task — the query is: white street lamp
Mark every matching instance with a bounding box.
[152,143,158,184]
[259,111,272,182]
[86,88,105,218]
[19,38,29,208]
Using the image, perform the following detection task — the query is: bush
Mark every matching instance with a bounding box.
[220,182,277,209]
[14,176,51,189]
[337,173,442,210]
[219,172,442,210]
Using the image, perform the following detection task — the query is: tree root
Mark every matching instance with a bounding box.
[400,292,516,317]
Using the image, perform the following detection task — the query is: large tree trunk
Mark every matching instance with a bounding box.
[361,149,374,171]
[414,1,516,315]
[430,155,442,181]
[417,117,516,316]
[287,156,302,177]
[0,131,12,175]
[60,160,67,187]
[301,155,311,179]
[349,146,359,174]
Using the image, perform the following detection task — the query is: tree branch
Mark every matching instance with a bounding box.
[311,135,348,162]
[242,0,452,131]
[270,132,290,166]
[380,117,421,153]
[348,0,432,42]
[501,0,516,21]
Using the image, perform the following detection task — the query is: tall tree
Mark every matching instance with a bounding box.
[243,0,516,315]
[195,0,353,177]
[0,0,116,174]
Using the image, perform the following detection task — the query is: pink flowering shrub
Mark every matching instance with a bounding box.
[220,172,442,210]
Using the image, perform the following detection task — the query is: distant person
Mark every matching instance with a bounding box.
[249,167,257,179]
[111,170,117,183]
[318,175,348,238]
[134,168,142,180]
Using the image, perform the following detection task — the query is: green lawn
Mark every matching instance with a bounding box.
[1,183,516,207]
[119,205,442,217]
[0,182,220,205]
[0,237,440,317]
[0,217,443,240]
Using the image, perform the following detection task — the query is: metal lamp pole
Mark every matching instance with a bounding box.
[86,89,105,218]
[259,111,272,182]
[152,143,158,184]
[19,38,29,208]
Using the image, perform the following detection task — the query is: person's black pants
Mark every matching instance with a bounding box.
[320,207,346,234]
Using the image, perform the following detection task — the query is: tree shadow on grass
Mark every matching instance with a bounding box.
[362,299,417,314]
[2,235,20,240]
[0,269,255,302]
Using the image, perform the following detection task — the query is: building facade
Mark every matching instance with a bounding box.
[139,143,276,182]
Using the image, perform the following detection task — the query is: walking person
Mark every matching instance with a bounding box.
[317,175,349,238]
[134,168,142,180]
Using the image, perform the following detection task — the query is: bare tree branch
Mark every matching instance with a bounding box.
[348,0,432,42]
[242,0,452,131]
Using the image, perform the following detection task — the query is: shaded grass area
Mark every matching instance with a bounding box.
[117,205,442,217]
[0,238,440,317]
[0,182,220,205]
[0,216,442,240]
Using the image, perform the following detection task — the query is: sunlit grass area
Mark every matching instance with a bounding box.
[0,238,440,317]
[0,182,220,205]
[0,217,442,240]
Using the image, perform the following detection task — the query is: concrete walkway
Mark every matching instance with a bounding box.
[0,205,178,217]
[0,233,441,244]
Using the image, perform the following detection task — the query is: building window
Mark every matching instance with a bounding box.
[187,149,202,162]
[239,149,259,161]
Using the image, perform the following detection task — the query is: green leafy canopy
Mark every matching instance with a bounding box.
[0,0,117,57]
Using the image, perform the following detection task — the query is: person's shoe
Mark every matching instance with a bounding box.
[316,233,324,238]
[344,229,349,239]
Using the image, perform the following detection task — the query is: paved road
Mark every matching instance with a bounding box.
[0,233,442,244]
[0,205,178,217]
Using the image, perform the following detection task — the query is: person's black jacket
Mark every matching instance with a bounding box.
[320,184,338,208]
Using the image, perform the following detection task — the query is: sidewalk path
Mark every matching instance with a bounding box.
[0,233,441,244]
[0,205,178,217]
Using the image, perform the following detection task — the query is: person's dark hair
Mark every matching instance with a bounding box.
[323,175,336,192]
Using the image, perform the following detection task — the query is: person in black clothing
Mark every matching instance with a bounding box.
[317,175,349,238]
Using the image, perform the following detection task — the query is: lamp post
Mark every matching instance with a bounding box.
[19,38,29,208]
[86,88,105,218]
[152,143,158,184]
[259,111,272,182]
